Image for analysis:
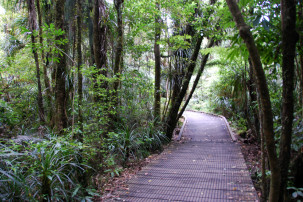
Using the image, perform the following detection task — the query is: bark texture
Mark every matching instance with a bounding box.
[299,0,303,115]
[36,0,52,117]
[154,2,161,119]
[247,59,260,140]
[113,0,123,107]
[225,0,280,201]
[300,54,303,116]
[54,0,68,133]
[249,58,267,201]
[93,0,108,92]
[278,0,298,200]
[28,0,45,124]
[77,0,83,141]
[87,0,95,66]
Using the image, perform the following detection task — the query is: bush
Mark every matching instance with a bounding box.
[0,135,95,201]
[104,121,168,168]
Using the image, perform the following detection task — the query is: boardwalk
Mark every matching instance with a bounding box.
[113,111,258,201]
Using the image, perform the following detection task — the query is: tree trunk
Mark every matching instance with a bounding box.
[93,0,108,94]
[225,0,280,201]
[278,0,299,201]
[36,0,52,121]
[257,85,268,201]
[41,2,54,125]
[167,26,194,127]
[177,38,214,120]
[298,0,303,119]
[87,0,95,66]
[43,1,55,128]
[28,0,45,124]
[247,59,260,140]
[77,0,83,142]
[93,0,111,136]
[76,0,87,188]
[300,54,303,117]
[247,59,266,200]
[162,52,172,120]
[260,116,268,201]
[54,0,68,133]
[169,22,189,112]
[154,2,161,119]
[170,73,181,115]
[113,0,123,111]
[166,36,203,139]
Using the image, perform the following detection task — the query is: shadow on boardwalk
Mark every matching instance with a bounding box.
[110,111,259,201]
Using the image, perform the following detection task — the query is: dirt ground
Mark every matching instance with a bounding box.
[234,130,262,198]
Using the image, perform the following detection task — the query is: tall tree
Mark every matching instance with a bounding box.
[247,58,267,200]
[225,0,300,201]
[247,59,260,140]
[165,4,198,136]
[77,0,83,141]
[113,0,124,110]
[154,1,161,119]
[169,22,195,113]
[93,0,108,94]
[93,0,111,135]
[278,0,299,200]
[36,0,52,121]
[87,0,95,66]
[54,0,68,132]
[166,35,203,139]
[177,38,214,120]
[300,0,303,116]
[225,0,280,201]
[28,0,45,124]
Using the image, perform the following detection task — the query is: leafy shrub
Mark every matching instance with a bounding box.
[292,114,303,152]
[0,100,20,128]
[104,121,168,168]
[0,135,95,201]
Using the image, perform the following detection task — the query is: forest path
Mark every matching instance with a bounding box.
[111,111,258,201]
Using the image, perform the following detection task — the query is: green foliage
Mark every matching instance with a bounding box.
[22,23,68,63]
[77,64,167,176]
[120,69,154,124]
[292,113,303,152]
[0,12,27,58]
[205,59,247,120]
[0,135,95,201]
[169,35,192,50]
[104,121,167,167]
[0,100,20,127]
[287,187,303,200]
[0,18,69,133]
[0,81,37,134]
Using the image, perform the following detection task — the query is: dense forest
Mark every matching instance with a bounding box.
[0,0,302,201]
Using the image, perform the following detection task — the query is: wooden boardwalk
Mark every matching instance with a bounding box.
[112,111,258,201]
